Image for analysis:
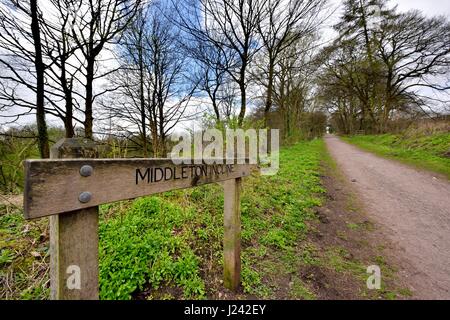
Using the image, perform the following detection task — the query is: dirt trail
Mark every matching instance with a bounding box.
[325,135,450,299]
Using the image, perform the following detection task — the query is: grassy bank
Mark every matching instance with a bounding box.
[343,133,450,179]
[98,139,329,300]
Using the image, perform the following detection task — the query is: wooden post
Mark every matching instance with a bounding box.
[49,138,99,300]
[223,177,241,291]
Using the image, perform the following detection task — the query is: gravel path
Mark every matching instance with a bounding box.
[325,135,450,299]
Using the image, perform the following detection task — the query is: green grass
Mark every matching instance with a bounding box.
[0,205,49,300]
[99,197,206,299]
[343,133,450,179]
[120,139,326,299]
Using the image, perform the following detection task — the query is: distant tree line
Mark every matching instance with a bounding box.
[316,0,450,134]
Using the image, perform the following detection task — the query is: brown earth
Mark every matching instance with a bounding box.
[325,135,450,299]
[307,166,411,299]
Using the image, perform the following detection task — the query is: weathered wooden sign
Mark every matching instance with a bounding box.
[23,138,256,300]
[24,159,252,219]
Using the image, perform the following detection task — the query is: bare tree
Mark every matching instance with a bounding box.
[188,41,229,122]
[69,0,141,138]
[375,10,450,129]
[100,2,197,157]
[38,0,86,138]
[273,35,319,138]
[0,0,49,157]
[30,0,49,156]
[318,0,450,134]
[115,7,150,156]
[316,43,363,133]
[174,0,267,126]
[256,0,326,125]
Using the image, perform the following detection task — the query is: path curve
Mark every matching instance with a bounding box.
[325,135,450,299]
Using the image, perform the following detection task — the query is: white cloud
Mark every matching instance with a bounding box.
[393,0,450,18]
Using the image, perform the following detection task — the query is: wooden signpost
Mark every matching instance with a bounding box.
[23,138,255,300]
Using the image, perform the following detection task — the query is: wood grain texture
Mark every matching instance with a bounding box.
[24,158,255,219]
[49,138,99,300]
[223,178,241,291]
[50,208,99,300]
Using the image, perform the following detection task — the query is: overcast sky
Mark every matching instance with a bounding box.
[328,0,450,25]
[394,0,450,17]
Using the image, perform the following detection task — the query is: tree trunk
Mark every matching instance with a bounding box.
[149,85,159,157]
[64,94,74,138]
[237,63,247,127]
[158,102,164,157]
[30,0,50,158]
[211,86,221,122]
[139,52,148,157]
[238,83,246,127]
[151,126,159,157]
[213,100,220,122]
[264,59,275,127]
[84,59,95,139]
[62,67,74,138]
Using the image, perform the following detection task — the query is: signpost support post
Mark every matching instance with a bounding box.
[223,178,241,291]
[49,138,99,300]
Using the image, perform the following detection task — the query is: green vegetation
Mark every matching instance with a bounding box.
[0,204,49,299]
[99,197,206,299]
[97,139,327,299]
[0,126,153,194]
[0,126,65,193]
[343,133,450,179]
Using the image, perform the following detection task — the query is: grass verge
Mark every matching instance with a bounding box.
[342,133,450,179]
